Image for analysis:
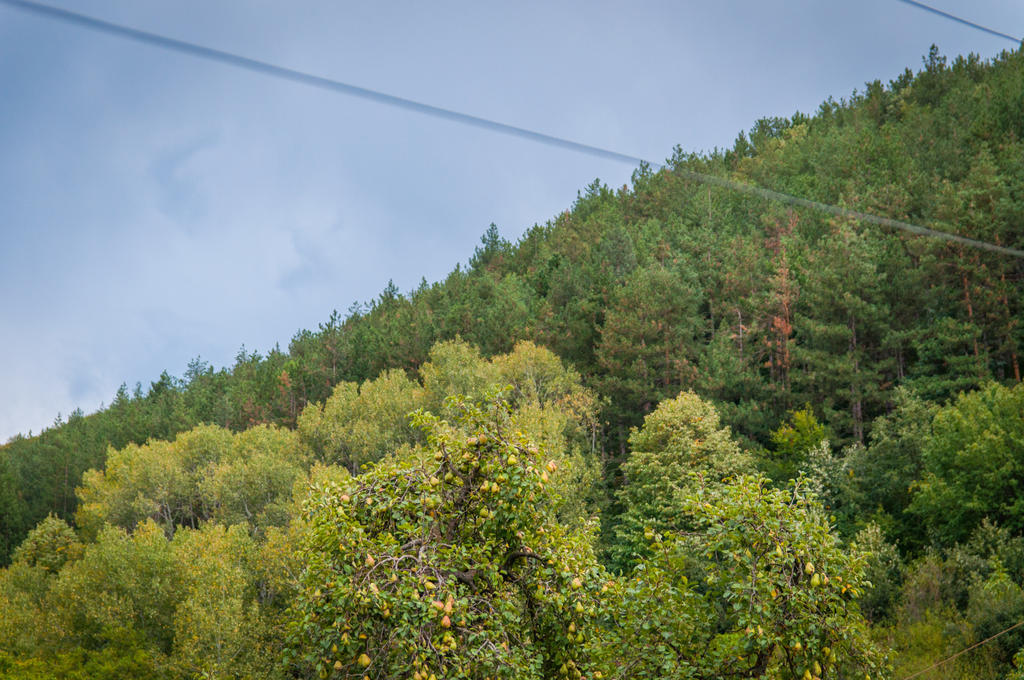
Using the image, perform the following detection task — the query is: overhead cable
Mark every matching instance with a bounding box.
[673,168,1024,258]
[901,619,1024,680]
[0,0,648,168]
[895,0,1021,44]
[3,0,1023,259]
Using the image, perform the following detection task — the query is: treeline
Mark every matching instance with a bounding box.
[4,46,1022,566]
[0,341,888,679]
[1,44,1023,676]
[2,337,1022,678]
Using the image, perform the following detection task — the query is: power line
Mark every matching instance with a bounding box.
[672,167,1024,258]
[0,0,648,168]
[3,0,1024,259]
[895,0,1022,44]
[901,619,1024,680]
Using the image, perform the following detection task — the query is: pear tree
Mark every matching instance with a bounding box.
[287,395,605,680]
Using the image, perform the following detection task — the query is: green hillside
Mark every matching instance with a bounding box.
[2,45,1023,679]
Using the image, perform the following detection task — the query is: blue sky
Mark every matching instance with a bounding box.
[0,0,1021,441]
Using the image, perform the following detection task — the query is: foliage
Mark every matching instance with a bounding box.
[0,519,293,680]
[882,607,975,680]
[765,405,830,482]
[76,424,306,539]
[609,391,753,568]
[169,523,285,679]
[883,521,1024,680]
[286,395,605,680]
[843,389,936,550]
[596,475,887,679]
[417,340,496,413]
[0,636,174,680]
[199,425,308,532]
[964,565,1024,669]
[50,520,181,653]
[852,523,904,624]
[909,382,1024,546]
[0,562,59,657]
[297,369,423,473]
[296,338,603,525]
[594,264,701,425]
[12,514,82,574]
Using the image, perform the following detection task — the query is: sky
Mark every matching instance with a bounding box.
[0,0,1021,442]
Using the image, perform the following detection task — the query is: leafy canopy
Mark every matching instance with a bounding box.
[287,394,605,680]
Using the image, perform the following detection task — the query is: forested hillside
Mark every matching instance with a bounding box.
[2,46,1024,679]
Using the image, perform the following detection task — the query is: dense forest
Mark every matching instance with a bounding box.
[2,45,1024,679]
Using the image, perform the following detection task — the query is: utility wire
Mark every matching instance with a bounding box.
[670,167,1024,258]
[901,619,1024,680]
[896,0,1022,44]
[3,0,1024,259]
[0,0,648,168]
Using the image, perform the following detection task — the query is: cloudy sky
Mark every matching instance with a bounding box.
[0,0,1020,441]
